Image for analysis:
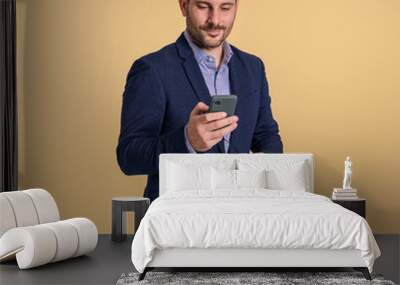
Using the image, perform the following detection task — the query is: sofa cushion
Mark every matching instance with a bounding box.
[0,192,39,227]
[0,218,97,269]
[24,189,60,224]
[0,196,17,237]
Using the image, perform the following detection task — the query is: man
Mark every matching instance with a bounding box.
[116,0,283,202]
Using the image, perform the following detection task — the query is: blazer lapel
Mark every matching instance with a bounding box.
[176,34,211,106]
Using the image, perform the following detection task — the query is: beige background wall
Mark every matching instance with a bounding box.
[16,0,399,234]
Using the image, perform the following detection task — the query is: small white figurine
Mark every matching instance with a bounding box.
[342,156,352,190]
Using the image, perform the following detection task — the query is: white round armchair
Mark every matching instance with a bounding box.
[0,189,98,269]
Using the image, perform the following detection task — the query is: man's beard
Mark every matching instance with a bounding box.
[186,17,233,49]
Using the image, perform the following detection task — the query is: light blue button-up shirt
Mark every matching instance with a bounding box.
[183,30,234,153]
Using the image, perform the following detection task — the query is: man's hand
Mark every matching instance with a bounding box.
[187,102,239,152]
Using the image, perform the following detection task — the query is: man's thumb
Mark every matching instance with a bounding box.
[191,102,209,115]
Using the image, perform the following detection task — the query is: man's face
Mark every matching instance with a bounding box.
[179,0,238,49]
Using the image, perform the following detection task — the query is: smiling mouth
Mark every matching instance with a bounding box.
[205,29,223,37]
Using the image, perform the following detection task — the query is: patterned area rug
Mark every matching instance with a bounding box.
[116,271,396,285]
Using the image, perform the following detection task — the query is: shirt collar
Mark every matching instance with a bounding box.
[184,30,233,66]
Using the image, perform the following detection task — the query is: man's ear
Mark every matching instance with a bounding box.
[178,0,188,17]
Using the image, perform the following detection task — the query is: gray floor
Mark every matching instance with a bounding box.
[0,234,399,285]
[0,235,135,285]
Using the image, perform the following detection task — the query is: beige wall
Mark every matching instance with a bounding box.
[16,0,400,234]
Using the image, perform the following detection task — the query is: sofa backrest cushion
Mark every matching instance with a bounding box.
[0,189,60,238]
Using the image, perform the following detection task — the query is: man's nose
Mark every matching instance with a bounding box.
[207,9,221,26]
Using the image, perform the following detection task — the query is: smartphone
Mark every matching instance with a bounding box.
[208,95,237,116]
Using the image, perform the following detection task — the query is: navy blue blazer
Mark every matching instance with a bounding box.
[116,33,283,202]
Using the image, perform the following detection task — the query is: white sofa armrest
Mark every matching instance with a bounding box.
[0,218,98,269]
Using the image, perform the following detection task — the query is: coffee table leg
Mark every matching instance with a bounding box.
[112,201,126,241]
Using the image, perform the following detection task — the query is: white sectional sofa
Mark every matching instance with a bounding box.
[0,188,98,269]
